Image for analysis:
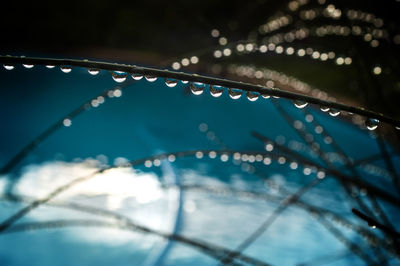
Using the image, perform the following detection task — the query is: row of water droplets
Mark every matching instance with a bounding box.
[1,62,391,131]
[137,148,327,181]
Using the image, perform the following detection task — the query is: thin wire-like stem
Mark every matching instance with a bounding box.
[199,124,395,261]
[200,122,374,265]
[0,211,268,266]
[219,177,323,265]
[300,108,392,262]
[272,100,379,220]
[251,133,400,207]
[352,208,400,238]
[375,133,400,194]
[1,56,399,127]
[316,215,379,266]
[1,148,399,235]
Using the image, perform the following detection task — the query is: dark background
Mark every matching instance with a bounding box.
[1,0,400,118]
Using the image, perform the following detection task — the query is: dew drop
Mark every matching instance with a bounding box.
[111,71,127,83]
[329,108,340,116]
[368,222,376,229]
[209,151,217,159]
[132,73,143,80]
[63,118,72,127]
[165,78,178,87]
[88,68,99,75]
[365,118,379,130]
[145,75,157,82]
[320,106,330,112]
[144,160,152,168]
[246,91,259,101]
[23,64,34,69]
[168,154,176,162]
[153,159,161,167]
[91,99,99,107]
[181,80,189,84]
[293,100,308,108]
[263,157,271,165]
[195,151,204,159]
[97,96,105,104]
[113,89,122,97]
[317,171,326,179]
[209,85,224,97]
[190,82,204,95]
[107,90,114,98]
[261,94,271,99]
[228,88,242,99]
[46,65,55,69]
[3,65,14,70]
[60,66,72,73]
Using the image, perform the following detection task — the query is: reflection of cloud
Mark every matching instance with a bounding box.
[0,159,354,264]
[2,159,170,246]
[13,160,163,208]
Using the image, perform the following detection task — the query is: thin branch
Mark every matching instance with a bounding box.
[251,133,400,207]
[1,56,399,127]
[352,208,400,239]
[219,178,322,265]
[1,218,268,265]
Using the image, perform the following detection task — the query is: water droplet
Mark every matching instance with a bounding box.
[91,99,99,107]
[23,64,34,69]
[107,90,114,98]
[261,94,271,99]
[190,82,204,95]
[263,157,271,165]
[365,118,379,130]
[246,91,259,101]
[113,89,122,97]
[220,154,229,162]
[111,71,127,83]
[320,106,330,112]
[165,78,178,87]
[60,66,72,73]
[265,143,274,151]
[132,73,143,80]
[317,171,326,179]
[144,160,152,168]
[153,159,161,167]
[228,88,242,99]
[195,151,204,159]
[145,75,157,82]
[209,85,223,97]
[293,100,308,108]
[368,222,376,229]
[63,118,72,127]
[168,154,176,162]
[3,65,14,70]
[329,108,340,116]
[88,68,99,75]
[396,126,400,130]
[209,151,217,158]
[97,96,105,104]
[46,65,55,69]
[181,80,189,84]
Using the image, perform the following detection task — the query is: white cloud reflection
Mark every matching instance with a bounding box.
[0,158,356,265]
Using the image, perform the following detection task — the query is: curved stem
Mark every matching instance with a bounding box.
[1,56,399,127]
